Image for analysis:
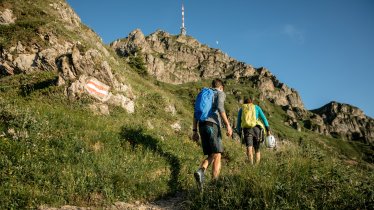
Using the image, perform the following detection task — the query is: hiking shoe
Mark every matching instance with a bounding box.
[194,169,205,191]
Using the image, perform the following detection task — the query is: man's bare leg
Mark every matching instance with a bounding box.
[212,153,221,179]
[255,151,261,164]
[246,146,254,165]
[195,155,215,190]
[200,154,214,171]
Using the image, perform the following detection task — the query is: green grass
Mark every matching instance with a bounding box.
[0,70,200,208]
[0,0,104,55]
[127,52,148,76]
[187,152,373,209]
[0,0,52,48]
[1,69,373,209]
[0,95,176,208]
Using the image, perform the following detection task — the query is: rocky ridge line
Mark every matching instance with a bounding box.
[309,101,374,144]
[111,29,304,110]
[111,29,373,144]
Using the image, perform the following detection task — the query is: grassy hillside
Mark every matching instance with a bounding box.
[1,67,373,209]
[1,0,373,209]
[0,0,102,47]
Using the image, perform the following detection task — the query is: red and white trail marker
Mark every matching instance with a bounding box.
[84,78,110,101]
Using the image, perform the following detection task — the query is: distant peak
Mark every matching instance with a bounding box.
[152,29,171,35]
[127,29,146,43]
[129,28,144,37]
[326,101,359,109]
[313,101,364,117]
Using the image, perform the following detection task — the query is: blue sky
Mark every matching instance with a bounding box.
[66,0,374,117]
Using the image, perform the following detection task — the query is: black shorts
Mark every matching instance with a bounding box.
[243,126,261,152]
[199,121,223,155]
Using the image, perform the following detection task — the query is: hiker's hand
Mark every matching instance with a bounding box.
[226,126,233,138]
[267,130,271,136]
[192,131,199,142]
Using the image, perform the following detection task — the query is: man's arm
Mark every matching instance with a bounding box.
[193,116,198,131]
[192,116,199,141]
[220,111,232,137]
[216,91,232,137]
[236,108,242,134]
[257,106,271,135]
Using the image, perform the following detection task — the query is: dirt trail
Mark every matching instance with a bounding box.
[39,192,186,210]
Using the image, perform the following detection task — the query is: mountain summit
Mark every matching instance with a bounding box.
[111,29,304,109]
[111,29,373,144]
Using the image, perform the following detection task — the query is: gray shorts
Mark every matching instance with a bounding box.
[243,126,261,152]
[199,121,223,155]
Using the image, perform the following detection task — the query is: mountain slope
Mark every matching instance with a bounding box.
[0,0,135,114]
[111,29,374,146]
[0,0,373,209]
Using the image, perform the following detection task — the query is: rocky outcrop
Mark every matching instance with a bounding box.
[112,29,304,109]
[310,102,374,145]
[54,43,135,114]
[251,67,304,109]
[112,29,257,84]
[49,2,81,28]
[0,0,135,114]
[1,40,72,76]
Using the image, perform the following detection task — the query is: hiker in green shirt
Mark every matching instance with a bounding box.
[236,97,271,164]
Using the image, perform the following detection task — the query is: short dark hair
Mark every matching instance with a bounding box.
[212,79,224,89]
[244,96,253,104]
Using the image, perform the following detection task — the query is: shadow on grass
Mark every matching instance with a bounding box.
[120,127,181,193]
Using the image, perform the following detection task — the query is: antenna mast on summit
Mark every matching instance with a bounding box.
[180,2,187,36]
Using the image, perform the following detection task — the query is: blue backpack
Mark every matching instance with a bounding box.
[194,88,216,122]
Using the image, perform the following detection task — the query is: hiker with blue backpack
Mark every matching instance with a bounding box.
[192,79,233,189]
[236,96,271,165]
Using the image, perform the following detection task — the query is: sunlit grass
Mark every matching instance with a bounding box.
[0,69,372,209]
